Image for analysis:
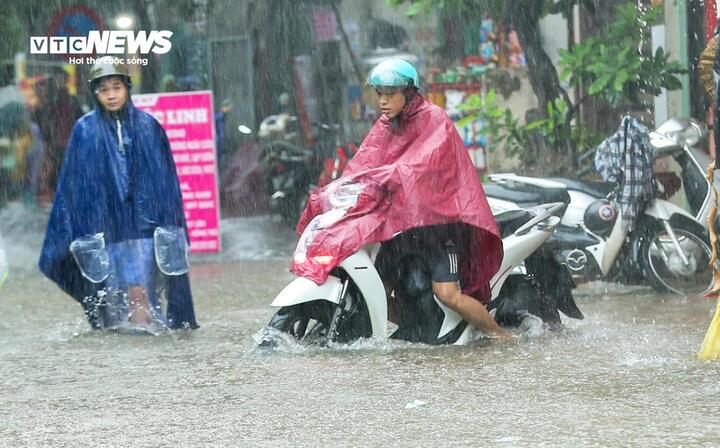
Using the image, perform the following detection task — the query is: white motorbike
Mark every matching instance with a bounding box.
[486,118,712,295]
[648,118,713,226]
[260,196,583,347]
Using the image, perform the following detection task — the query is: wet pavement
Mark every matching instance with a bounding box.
[1,204,720,447]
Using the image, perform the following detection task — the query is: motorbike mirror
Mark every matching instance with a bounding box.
[652,118,706,150]
[238,124,253,135]
[665,126,703,147]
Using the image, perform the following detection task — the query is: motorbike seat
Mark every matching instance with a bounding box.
[548,177,614,198]
[483,182,570,208]
[494,209,532,238]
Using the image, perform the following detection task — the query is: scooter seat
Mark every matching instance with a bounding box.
[494,209,532,238]
[548,177,614,198]
[483,182,570,208]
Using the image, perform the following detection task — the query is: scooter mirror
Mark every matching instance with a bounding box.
[665,125,703,147]
[651,118,705,151]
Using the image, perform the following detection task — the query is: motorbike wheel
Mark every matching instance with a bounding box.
[261,284,372,347]
[262,300,335,346]
[490,274,561,329]
[640,221,712,295]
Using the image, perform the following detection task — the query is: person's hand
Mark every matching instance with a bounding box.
[490,330,517,343]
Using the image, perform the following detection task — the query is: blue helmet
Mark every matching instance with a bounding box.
[367,58,419,90]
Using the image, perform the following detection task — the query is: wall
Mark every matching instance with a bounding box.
[663,0,691,119]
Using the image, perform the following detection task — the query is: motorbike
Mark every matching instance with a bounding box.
[255,114,352,224]
[222,114,358,224]
[647,118,713,226]
[219,126,270,217]
[259,192,584,347]
[317,143,359,188]
[484,118,713,295]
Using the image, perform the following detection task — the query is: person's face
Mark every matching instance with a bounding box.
[95,76,128,112]
[376,87,406,119]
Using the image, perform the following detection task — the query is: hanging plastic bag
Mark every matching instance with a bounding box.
[153,226,190,276]
[69,233,110,283]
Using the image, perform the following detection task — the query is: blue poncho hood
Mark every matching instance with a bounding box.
[39,97,197,329]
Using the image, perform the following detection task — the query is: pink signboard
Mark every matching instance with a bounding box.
[133,90,221,253]
[312,8,337,42]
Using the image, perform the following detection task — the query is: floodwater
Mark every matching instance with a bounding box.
[1,203,720,447]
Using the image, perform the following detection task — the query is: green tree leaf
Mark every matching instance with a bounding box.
[613,69,628,91]
[455,114,478,128]
[588,74,611,95]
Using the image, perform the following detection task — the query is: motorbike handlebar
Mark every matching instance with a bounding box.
[577,166,593,178]
[540,202,566,217]
[514,202,564,236]
[577,147,596,163]
[312,122,341,133]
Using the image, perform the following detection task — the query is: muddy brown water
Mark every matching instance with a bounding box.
[1,206,719,447]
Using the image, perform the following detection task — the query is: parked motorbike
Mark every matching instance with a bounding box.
[259,193,583,347]
[256,114,352,224]
[219,126,269,217]
[317,143,359,188]
[485,118,712,295]
[647,118,712,226]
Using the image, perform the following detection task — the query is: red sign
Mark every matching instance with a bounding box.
[312,8,338,42]
[133,91,221,253]
[47,5,104,59]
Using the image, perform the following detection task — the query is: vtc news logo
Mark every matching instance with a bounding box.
[30,30,173,55]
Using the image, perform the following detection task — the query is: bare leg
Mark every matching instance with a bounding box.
[128,286,153,324]
[432,281,513,340]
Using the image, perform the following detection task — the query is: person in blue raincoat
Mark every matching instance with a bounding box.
[39,56,197,331]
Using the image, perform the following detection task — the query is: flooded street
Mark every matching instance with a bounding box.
[5,0,720,446]
[2,206,720,447]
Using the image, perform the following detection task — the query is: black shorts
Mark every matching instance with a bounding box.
[428,240,460,283]
[376,224,461,285]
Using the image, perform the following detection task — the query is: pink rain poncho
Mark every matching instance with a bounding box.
[292,94,502,302]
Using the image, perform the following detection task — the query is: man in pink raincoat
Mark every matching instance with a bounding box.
[293,59,510,339]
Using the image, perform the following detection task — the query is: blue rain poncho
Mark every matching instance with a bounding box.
[38,98,197,330]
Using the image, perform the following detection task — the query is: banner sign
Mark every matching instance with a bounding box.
[133,90,221,253]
